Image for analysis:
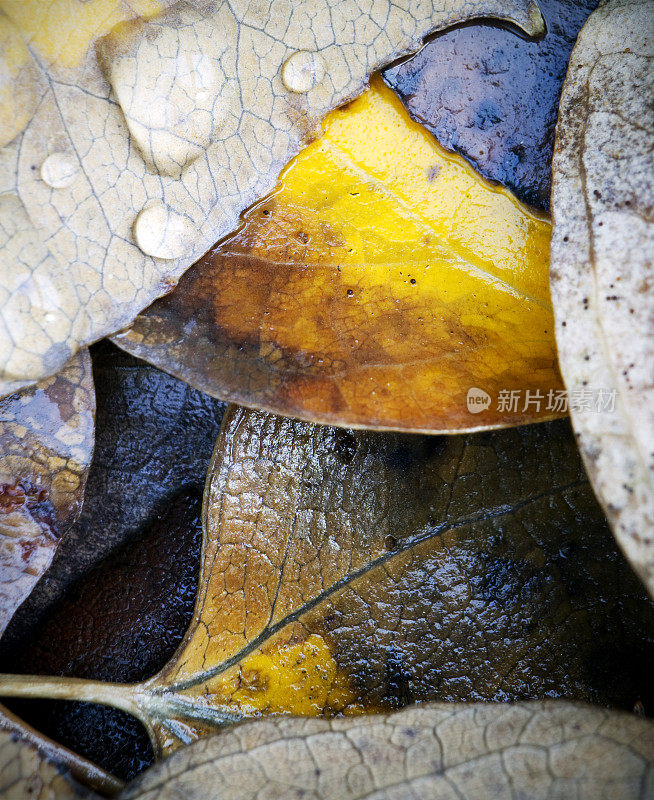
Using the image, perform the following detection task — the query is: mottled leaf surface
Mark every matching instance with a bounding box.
[0,0,544,396]
[384,0,598,211]
[115,79,561,433]
[121,702,654,800]
[0,349,94,637]
[6,408,651,758]
[139,407,653,751]
[549,0,654,595]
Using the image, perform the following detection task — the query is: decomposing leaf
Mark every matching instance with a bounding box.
[549,0,654,596]
[2,490,204,781]
[115,78,561,433]
[0,349,95,637]
[0,343,224,638]
[0,702,120,798]
[383,0,599,211]
[120,702,654,800]
[0,0,545,397]
[2,407,652,758]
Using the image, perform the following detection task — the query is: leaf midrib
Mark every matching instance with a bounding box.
[162,476,586,695]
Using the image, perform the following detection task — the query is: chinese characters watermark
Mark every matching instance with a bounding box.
[466,387,616,415]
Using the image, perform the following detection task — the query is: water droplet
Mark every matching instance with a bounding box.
[40,153,78,189]
[133,202,192,260]
[97,5,231,178]
[281,51,325,93]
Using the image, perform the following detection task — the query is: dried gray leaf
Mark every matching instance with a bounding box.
[120,701,654,800]
[550,0,654,596]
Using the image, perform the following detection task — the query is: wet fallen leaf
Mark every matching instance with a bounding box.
[0,343,224,639]
[2,407,652,758]
[384,0,598,211]
[115,77,561,433]
[120,702,654,800]
[2,490,204,781]
[0,703,120,798]
[0,349,94,637]
[0,0,544,397]
[549,0,654,596]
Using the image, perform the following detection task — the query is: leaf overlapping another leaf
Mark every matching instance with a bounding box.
[116,78,562,433]
[0,0,545,397]
[383,0,599,211]
[120,702,654,800]
[2,407,652,760]
[550,0,654,596]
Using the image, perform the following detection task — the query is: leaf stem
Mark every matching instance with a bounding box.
[0,672,240,758]
[0,671,167,752]
[0,672,139,712]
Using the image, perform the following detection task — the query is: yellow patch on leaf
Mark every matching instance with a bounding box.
[207,634,362,718]
[3,406,653,758]
[117,75,564,432]
[0,0,162,67]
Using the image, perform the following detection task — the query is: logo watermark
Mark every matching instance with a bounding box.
[466,387,491,414]
[466,387,617,415]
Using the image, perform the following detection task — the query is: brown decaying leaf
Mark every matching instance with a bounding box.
[549,0,654,596]
[120,702,654,800]
[0,349,95,636]
[0,703,121,798]
[2,407,652,759]
[115,78,561,434]
[0,0,544,397]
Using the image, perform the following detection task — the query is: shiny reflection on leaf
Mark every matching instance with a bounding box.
[115,77,563,433]
[384,0,599,210]
[4,407,652,758]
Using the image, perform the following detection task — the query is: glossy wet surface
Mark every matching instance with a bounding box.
[1,343,225,645]
[383,0,599,210]
[0,344,225,780]
[3,400,653,781]
[1,491,203,780]
[116,79,561,434]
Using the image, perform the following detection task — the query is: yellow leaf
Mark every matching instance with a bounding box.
[117,76,564,432]
[0,0,162,67]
